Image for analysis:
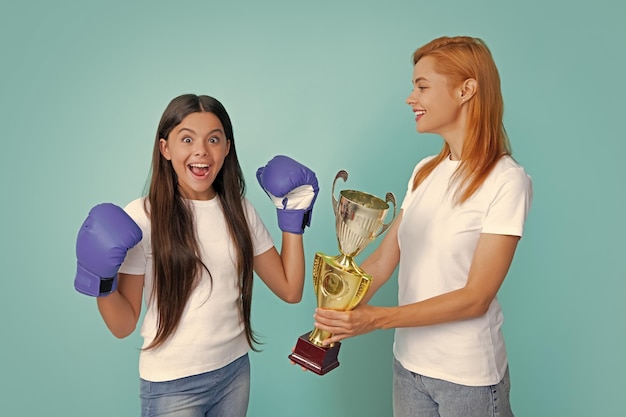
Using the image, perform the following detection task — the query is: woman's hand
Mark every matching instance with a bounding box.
[313,304,385,345]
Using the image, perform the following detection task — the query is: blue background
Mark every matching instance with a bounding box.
[1,0,624,416]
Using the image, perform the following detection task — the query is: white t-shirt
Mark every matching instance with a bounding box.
[119,196,274,382]
[394,155,532,386]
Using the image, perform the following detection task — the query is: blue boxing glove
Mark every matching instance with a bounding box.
[74,203,143,297]
[256,155,319,234]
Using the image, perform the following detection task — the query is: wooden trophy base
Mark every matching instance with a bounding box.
[288,332,341,375]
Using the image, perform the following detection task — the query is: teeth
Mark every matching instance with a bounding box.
[414,110,425,116]
[189,163,209,168]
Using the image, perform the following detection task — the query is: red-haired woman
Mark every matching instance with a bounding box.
[314,36,533,417]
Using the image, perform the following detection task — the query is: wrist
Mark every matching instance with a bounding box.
[276,208,312,234]
[75,263,118,297]
[374,306,396,330]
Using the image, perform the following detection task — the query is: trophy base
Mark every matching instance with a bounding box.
[288,332,341,375]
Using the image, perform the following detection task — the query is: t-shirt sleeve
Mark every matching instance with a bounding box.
[482,167,533,237]
[243,198,275,256]
[118,198,149,275]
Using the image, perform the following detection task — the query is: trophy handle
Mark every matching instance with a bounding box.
[332,170,349,217]
[374,192,397,238]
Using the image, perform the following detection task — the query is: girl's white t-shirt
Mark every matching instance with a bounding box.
[395,155,532,386]
[119,196,274,382]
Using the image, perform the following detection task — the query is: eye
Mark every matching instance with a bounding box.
[209,136,219,144]
[182,136,192,143]
[417,86,427,92]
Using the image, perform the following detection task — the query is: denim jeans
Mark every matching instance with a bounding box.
[140,354,250,417]
[392,357,514,417]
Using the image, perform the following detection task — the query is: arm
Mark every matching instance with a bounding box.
[254,232,305,303]
[255,155,318,303]
[74,203,144,338]
[96,273,144,338]
[314,232,520,345]
[359,211,403,303]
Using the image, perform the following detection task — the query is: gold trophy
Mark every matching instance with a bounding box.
[288,170,396,375]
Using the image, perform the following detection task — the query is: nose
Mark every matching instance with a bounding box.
[194,142,209,156]
[406,90,417,106]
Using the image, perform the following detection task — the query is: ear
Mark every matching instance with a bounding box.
[226,139,231,156]
[459,78,477,103]
[159,138,171,160]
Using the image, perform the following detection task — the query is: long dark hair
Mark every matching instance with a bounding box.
[144,94,258,350]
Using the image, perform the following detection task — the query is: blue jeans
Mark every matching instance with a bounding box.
[392,357,514,417]
[140,354,250,417]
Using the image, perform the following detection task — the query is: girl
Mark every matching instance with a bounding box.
[313,36,533,416]
[77,94,318,416]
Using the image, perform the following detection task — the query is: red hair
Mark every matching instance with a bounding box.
[411,36,511,203]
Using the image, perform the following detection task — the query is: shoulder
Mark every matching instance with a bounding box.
[408,154,438,179]
[241,197,263,221]
[123,197,147,215]
[123,197,150,227]
[240,197,273,249]
[241,196,257,213]
[482,157,533,205]
[492,156,532,189]
[414,155,438,172]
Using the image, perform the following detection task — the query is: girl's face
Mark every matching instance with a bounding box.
[405,56,465,138]
[159,112,230,200]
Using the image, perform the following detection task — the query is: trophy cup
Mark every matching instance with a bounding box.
[288,170,396,375]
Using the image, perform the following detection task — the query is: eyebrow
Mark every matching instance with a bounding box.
[413,76,428,84]
[177,127,224,136]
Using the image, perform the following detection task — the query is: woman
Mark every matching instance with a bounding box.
[314,36,533,417]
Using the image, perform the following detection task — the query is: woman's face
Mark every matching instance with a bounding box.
[159,112,230,200]
[406,56,465,138]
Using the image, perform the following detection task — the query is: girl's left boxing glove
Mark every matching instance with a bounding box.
[256,155,319,234]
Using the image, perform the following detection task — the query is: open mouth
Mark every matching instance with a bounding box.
[414,110,426,121]
[189,163,210,178]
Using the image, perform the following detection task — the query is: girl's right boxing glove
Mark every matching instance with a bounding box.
[74,203,142,297]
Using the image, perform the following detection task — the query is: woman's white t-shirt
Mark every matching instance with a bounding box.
[395,155,532,386]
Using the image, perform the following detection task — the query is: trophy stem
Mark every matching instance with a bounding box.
[332,253,361,275]
[308,327,333,347]
[333,253,352,269]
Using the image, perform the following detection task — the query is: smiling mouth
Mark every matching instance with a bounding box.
[414,110,426,120]
[189,163,210,177]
